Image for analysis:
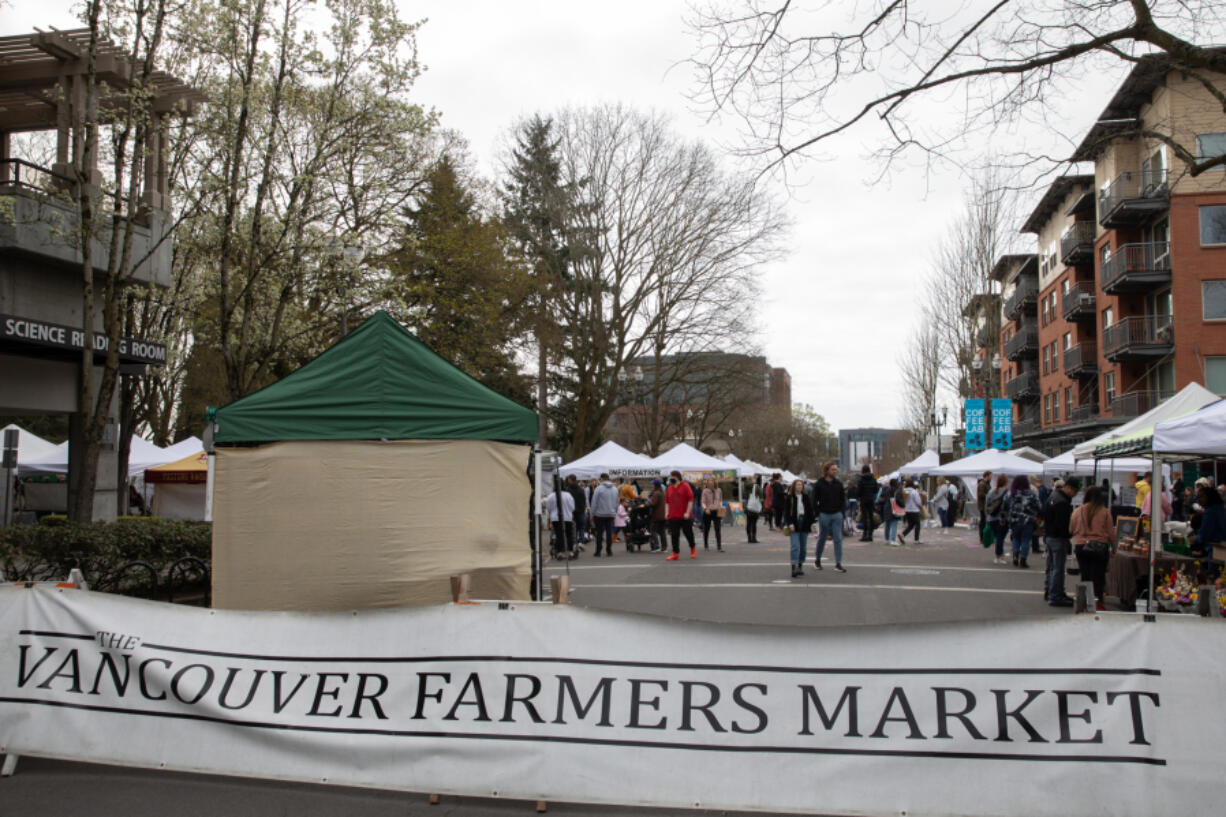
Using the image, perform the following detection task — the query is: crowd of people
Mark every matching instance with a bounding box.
[543,463,1226,607]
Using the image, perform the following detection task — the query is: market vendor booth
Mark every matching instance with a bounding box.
[208,311,538,611]
[144,450,208,520]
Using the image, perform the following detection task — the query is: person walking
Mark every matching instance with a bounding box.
[976,471,992,545]
[880,478,902,546]
[565,475,588,547]
[786,478,815,577]
[1070,485,1114,611]
[1043,477,1079,607]
[771,474,788,530]
[701,476,724,551]
[744,480,762,543]
[1003,474,1040,568]
[762,475,776,530]
[543,485,576,560]
[898,478,925,544]
[813,462,848,572]
[590,473,619,557]
[984,475,1010,564]
[855,465,878,542]
[647,479,667,552]
[665,470,697,560]
[933,477,954,529]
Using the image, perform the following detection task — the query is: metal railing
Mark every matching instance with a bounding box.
[1003,280,1038,319]
[1110,390,1172,418]
[1014,419,1040,437]
[1069,404,1100,423]
[1005,370,1039,400]
[1100,242,1171,293]
[1102,315,1174,359]
[1062,341,1098,376]
[1004,327,1038,360]
[1061,281,1097,321]
[1060,221,1096,266]
[0,157,74,194]
[1099,169,1169,224]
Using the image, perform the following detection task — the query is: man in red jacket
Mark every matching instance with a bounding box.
[665,470,697,560]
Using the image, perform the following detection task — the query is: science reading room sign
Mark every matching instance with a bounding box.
[2,587,1222,816]
[1,314,166,366]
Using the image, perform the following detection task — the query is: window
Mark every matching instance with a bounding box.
[1063,331,1072,350]
[1044,394,1052,424]
[1197,132,1226,160]
[1061,279,1070,296]
[1065,386,1073,418]
[1105,371,1116,405]
[1153,360,1175,398]
[1207,357,1226,395]
[1142,148,1166,191]
[1052,392,1059,423]
[1204,281,1226,320]
[1100,242,1111,268]
[1103,306,1114,328]
[1202,206,1226,246]
[1042,346,1049,375]
[1041,299,1049,326]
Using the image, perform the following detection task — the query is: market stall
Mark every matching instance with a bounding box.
[558,440,655,480]
[898,449,939,475]
[208,311,538,612]
[144,450,208,520]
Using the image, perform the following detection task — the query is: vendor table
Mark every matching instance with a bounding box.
[1105,551,1196,608]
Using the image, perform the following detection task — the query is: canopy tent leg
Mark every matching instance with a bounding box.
[1148,451,1161,614]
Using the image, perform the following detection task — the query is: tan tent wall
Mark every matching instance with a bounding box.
[211,440,531,610]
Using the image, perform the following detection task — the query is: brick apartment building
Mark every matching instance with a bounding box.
[982,55,1226,454]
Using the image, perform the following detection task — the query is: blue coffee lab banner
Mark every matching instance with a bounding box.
[992,398,1014,449]
[964,399,986,451]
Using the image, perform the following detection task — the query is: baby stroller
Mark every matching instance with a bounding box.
[625,499,654,552]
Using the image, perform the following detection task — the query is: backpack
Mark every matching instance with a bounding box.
[986,492,1003,516]
[895,487,906,506]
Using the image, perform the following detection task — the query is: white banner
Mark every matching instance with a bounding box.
[1,586,1223,815]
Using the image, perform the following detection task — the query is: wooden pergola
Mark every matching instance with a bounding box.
[0,28,203,213]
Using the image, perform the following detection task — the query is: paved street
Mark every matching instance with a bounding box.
[3,519,1064,817]
[546,519,1056,627]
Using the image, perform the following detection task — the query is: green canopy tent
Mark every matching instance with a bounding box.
[209,311,538,611]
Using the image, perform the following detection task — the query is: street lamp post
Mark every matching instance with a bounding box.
[929,405,948,458]
[328,239,366,336]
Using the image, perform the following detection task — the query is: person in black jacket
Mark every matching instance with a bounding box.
[785,479,815,578]
[1042,477,1079,606]
[855,465,879,541]
[812,462,848,572]
[771,476,789,529]
[565,475,588,547]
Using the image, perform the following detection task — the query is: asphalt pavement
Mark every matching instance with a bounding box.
[3,518,1066,817]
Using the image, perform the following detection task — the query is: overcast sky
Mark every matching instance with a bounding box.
[4,1,1142,434]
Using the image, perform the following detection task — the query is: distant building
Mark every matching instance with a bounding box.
[605,351,790,455]
[839,427,908,474]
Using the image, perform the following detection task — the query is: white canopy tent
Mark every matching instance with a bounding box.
[722,453,758,478]
[1152,397,1226,457]
[2,424,60,463]
[558,440,655,480]
[932,448,1043,478]
[1042,448,1156,476]
[1010,446,1049,463]
[647,442,737,475]
[1072,382,1219,459]
[18,435,202,478]
[898,449,940,475]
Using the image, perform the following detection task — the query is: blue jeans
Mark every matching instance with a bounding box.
[1044,536,1071,601]
[990,521,1008,557]
[789,531,809,564]
[937,506,949,527]
[883,517,899,542]
[593,516,615,554]
[816,512,844,565]
[1011,522,1033,559]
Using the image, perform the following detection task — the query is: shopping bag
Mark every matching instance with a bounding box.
[982,522,994,548]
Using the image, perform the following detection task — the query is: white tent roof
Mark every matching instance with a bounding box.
[558,440,654,480]
[931,448,1043,477]
[18,435,202,478]
[1010,446,1048,463]
[1072,382,1219,458]
[1153,397,1226,457]
[898,449,940,475]
[2,424,60,463]
[721,453,757,478]
[743,459,773,477]
[1042,448,1154,476]
[648,442,736,474]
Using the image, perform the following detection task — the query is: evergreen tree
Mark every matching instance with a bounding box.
[385,155,532,404]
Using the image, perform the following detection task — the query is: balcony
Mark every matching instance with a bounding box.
[1099,169,1169,228]
[1003,280,1038,321]
[1013,419,1041,438]
[1110,390,1173,419]
[1060,222,1096,267]
[1061,281,1097,322]
[1100,242,1171,295]
[1003,327,1038,361]
[1062,342,1098,378]
[1102,315,1174,363]
[1068,404,1100,424]
[1005,370,1039,402]
[976,323,993,348]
